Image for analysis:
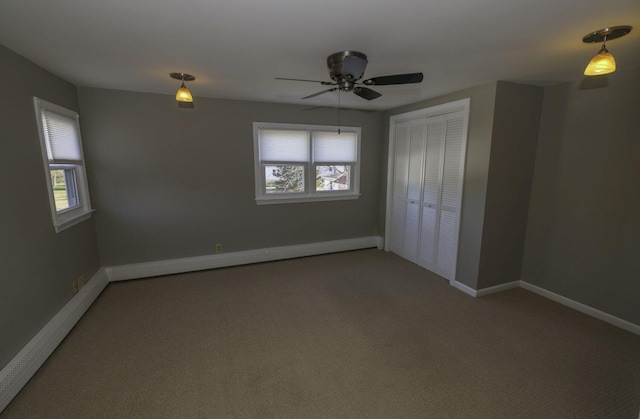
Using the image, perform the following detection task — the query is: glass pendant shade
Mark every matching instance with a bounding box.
[584,45,616,76]
[176,82,193,102]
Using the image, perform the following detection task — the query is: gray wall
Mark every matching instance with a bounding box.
[521,67,640,325]
[383,82,498,288]
[0,45,100,369]
[78,88,384,265]
[477,82,543,288]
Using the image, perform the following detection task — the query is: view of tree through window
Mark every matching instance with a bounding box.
[50,168,78,212]
[265,165,304,193]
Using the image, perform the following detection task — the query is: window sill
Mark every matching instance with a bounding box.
[53,209,95,233]
[256,194,360,205]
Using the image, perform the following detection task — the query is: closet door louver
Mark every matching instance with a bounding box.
[390,122,410,254]
[435,112,465,278]
[418,116,444,271]
[403,120,427,263]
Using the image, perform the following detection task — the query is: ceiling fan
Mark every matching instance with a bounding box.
[276,51,423,101]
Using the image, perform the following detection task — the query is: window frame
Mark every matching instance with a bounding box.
[34,97,94,232]
[253,122,361,205]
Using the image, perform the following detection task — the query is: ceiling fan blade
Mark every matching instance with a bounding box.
[353,87,382,100]
[363,73,424,86]
[276,77,334,85]
[302,88,338,99]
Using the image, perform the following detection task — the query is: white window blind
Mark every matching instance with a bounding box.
[41,110,82,164]
[259,129,309,162]
[312,131,357,163]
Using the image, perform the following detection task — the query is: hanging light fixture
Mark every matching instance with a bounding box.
[583,26,632,76]
[170,72,196,102]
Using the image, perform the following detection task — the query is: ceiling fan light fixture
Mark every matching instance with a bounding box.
[170,72,196,102]
[582,26,632,76]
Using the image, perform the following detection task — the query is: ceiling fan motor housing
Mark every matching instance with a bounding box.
[327,51,368,83]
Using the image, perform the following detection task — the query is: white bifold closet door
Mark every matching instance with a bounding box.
[390,121,409,256]
[390,110,466,281]
[390,119,426,263]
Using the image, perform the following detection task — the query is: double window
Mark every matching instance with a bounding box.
[34,98,93,232]
[253,122,361,204]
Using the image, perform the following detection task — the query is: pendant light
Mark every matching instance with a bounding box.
[583,26,632,76]
[170,72,196,102]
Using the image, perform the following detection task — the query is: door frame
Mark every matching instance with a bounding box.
[384,98,471,286]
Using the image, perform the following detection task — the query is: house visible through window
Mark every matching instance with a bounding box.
[34,98,93,232]
[253,122,361,204]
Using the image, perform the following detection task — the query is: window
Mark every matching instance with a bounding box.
[253,122,361,204]
[34,98,93,232]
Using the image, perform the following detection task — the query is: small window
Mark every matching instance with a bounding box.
[253,122,360,204]
[34,98,93,232]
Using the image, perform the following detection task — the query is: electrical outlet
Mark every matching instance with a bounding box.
[373,226,379,235]
[77,274,85,291]
[215,243,223,254]
[72,278,79,294]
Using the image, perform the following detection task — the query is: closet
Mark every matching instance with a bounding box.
[386,99,469,283]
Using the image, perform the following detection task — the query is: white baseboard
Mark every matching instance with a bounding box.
[0,268,109,413]
[475,281,521,297]
[519,281,640,336]
[453,280,519,298]
[453,279,639,335]
[107,236,379,282]
[453,280,478,297]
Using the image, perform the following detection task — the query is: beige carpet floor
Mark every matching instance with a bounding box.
[2,249,639,418]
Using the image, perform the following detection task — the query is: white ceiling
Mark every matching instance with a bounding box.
[1,0,639,111]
